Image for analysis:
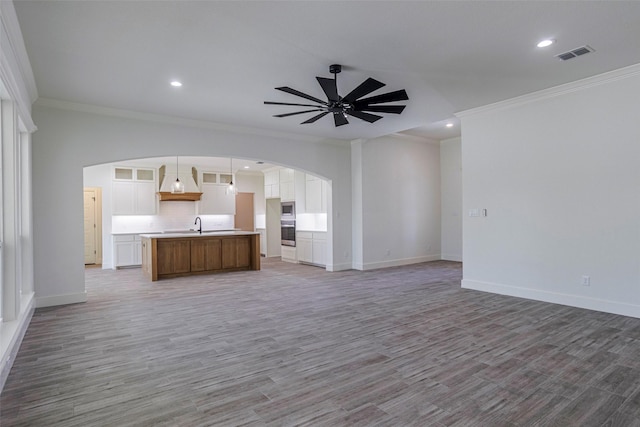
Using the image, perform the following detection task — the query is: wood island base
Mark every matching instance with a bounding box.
[140,232,260,281]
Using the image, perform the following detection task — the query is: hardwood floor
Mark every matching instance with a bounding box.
[3,259,640,426]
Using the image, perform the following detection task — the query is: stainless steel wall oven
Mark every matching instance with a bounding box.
[281,219,296,247]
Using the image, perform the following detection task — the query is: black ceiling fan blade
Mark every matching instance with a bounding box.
[275,86,328,105]
[346,110,383,123]
[265,101,324,108]
[316,77,339,102]
[333,113,349,127]
[301,111,329,124]
[342,78,386,103]
[356,89,409,105]
[273,109,325,118]
[356,105,406,114]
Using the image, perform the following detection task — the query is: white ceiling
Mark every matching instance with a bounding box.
[13,1,640,141]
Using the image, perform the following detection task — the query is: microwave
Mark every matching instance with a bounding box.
[281,201,295,218]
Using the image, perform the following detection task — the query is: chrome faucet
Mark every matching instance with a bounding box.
[194,216,202,234]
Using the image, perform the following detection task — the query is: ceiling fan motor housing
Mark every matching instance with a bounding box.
[329,64,342,74]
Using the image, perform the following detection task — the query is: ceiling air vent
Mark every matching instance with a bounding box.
[555,45,595,61]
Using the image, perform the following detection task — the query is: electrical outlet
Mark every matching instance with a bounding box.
[581,275,590,286]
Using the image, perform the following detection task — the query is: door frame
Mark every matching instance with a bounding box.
[83,187,103,265]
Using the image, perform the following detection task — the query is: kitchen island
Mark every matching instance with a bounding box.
[140,231,260,281]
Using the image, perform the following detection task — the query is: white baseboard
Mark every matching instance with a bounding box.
[462,279,640,319]
[441,254,463,262]
[36,292,87,308]
[1,293,35,393]
[326,262,352,272]
[362,254,441,271]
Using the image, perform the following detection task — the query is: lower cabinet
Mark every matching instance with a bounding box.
[190,239,222,272]
[156,240,191,275]
[114,234,142,268]
[296,231,326,267]
[222,237,251,269]
[281,245,297,263]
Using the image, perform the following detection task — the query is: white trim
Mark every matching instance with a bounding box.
[0,1,37,131]
[36,292,87,308]
[0,2,37,102]
[361,254,441,271]
[441,254,462,262]
[0,292,34,393]
[462,279,640,319]
[34,98,338,145]
[456,62,640,119]
[326,262,352,272]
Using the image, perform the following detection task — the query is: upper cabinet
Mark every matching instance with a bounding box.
[262,167,327,213]
[305,174,327,213]
[198,171,236,215]
[112,167,157,215]
[279,168,295,202]
[264,169,280,199]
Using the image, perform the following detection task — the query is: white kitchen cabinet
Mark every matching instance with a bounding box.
[279,168,296,202]
[305,174,327,213]
[199,183,236,214]
[114,234,142,267]
[281,245,297,263]
[112,181,135,214]
[296,232,313,263]
[264,169,280,199]
[311,232,327,266]
[279,168,293,200]
[112,167,157,215]
[136,181,157,214]
[279,168,294,183]
[280,181,295,201]
[296,231,326,267]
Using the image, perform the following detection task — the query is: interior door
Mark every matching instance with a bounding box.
[83,189,97,264]
[234,192,255,231]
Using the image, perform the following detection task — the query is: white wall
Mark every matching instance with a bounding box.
[440,137,462,261]
[460,65,640,318]
[352,134,441,270]
[31,104,352,305]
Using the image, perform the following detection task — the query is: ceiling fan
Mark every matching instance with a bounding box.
[264,64,408,127]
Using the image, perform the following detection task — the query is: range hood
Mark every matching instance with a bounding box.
[157,165,202,201]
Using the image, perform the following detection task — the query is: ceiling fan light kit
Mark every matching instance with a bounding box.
[265,64,409,127]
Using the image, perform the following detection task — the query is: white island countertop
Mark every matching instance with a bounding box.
[139,230,259,239]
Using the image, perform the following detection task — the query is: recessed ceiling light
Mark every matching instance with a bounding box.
[244,166,250,169]
[537,39,555,48]
[446,123,454,128]
[170,80,182,87]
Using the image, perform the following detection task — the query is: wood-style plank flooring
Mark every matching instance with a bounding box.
[2,259,640,426]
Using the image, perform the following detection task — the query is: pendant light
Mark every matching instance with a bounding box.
[171,155,185,194]
[226,157,237,195]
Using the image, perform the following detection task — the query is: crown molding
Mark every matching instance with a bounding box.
[33,97,350,147]
[456,62,640,119]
